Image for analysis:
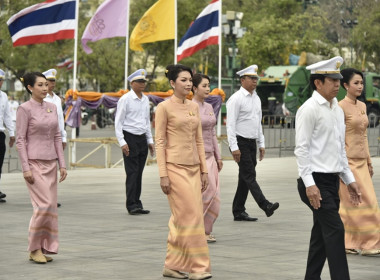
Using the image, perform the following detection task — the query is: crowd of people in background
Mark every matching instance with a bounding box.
[0,55,379,279]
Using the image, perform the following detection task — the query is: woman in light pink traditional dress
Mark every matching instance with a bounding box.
[17,72,67,264]
[338,68,380,256]
[192,74,223,243]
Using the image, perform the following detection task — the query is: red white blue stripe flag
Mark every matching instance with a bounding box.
[7,0,76,47]
[177,0,219,62]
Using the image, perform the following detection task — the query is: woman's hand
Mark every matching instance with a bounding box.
[201,173,208,192]
[160,176,171,195]
[368,164,374,177]
[59,168,67,183]
[217,159,223,172]
[23,171,34,184]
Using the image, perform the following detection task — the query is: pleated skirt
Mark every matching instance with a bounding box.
[339,158,380,250]
[26,159,59,254]
[164,162,211,273]
[203,152,220,235]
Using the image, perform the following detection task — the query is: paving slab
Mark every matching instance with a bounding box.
[1,157,379,280]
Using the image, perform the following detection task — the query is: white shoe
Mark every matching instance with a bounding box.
[163,267,188,279]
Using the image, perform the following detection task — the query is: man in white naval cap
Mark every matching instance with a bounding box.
[295,56,362,280]
[42,69,67,150]
[115,69,154,215]
[0,69,15,203]
[226,65,279,221]
[43,68,67,208]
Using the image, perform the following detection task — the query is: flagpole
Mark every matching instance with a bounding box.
[174,0,177,64]
[217,0,222,137]
[71,0,80,164]
[124,1,130,89]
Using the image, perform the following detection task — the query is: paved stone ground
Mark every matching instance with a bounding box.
[1,157,379,280]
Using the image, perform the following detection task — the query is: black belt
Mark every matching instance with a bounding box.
[123,131,146,138]
[313,172,339,177]
[236,135,256,142]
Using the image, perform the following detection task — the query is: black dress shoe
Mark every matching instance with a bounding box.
[0,191,6,199]
[137,209,150,214]
[57,203,61,208]
[0,198,6,203]
[234,213,258,221]
[128,208,141,215]
[265,202,279,217]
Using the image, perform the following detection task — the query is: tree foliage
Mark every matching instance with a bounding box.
[1,0,380,94]
[351,1,380,70]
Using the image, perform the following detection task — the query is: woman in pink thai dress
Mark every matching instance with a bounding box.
[192,74,223,243]
[17,72,67,264]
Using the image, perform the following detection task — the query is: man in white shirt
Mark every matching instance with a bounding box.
[115,69,154,215]
[43,69,67,208]
[0,69,15,203]
[226,65,279,221]
[8,95,19,129]
[42,69,67,150]
[295,56,362,280]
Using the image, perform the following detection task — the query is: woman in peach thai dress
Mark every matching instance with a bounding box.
[192,74,223,243]
[338,68,380,256]
[155,65,212,280]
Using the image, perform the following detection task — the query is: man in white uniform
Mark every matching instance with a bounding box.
[295,56,362,279]
[42,69,67,150]
[0,69,15,203]
[115,69,154,215]
[226,65,279,221]
[43,69,67,208]
[8,95,19,129]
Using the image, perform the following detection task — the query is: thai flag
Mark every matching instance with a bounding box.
[7,0,76,47]
[177,0,219,62]
[66,61,79,70]
[57,57,73,68]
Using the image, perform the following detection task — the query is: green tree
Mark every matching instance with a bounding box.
[238,1,334,71]
[2,0,380,95]
[352,1,380,70]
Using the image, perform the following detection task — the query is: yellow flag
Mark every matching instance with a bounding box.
[130,0,175,51]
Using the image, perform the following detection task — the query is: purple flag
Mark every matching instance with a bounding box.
[81,0,128,54]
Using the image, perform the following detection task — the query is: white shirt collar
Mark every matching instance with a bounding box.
[130,90,145,100]
[313,90,338,108]
[240,86,256,96]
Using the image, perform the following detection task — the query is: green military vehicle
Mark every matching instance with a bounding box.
[256,65,301,115]
[279,68,380,126]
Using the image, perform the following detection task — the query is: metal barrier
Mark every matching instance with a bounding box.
[3,152,21,173]
[61,117,380,169]
[262,115,296,157]
[262,114,380,157]
[67,137,157,169]
[68,137,123,169]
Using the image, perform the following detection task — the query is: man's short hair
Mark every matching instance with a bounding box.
[309,74,326,90]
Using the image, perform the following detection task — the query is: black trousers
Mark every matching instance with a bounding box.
[297,173,350,280]
[0,132,6,181]
[232,136,268,216]
[122,131,148,211]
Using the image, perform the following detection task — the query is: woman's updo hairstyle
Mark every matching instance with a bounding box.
[340,68,363,88]
[165,64,193,82]
[21,72,46,94]
[192,73,210,89]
